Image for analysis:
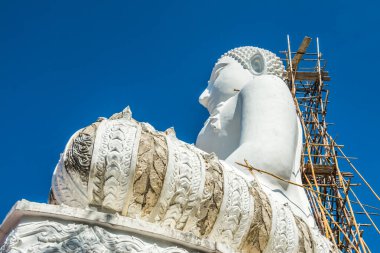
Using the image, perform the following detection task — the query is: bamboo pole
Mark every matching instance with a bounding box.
[349,188,380,234]
[308,107,367,251]
[319,203,360,251]
[332,146,367,252]
[333,142,380,201]
[280,35,375,250]
[286,37,331,237]
[237,161,350,201]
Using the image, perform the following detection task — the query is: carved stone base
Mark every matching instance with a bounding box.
[0,200,232,253]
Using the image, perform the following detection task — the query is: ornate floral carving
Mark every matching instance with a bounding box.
[0,230,19,252]
[310,226,335,253]
[50,124,98,207]
[47,112,338,253]
[0,221,192,253]
[150,135,205,231]
[264,199,298,253]
[208,163,254,249]
[65,127,96,183]
[87,118,141,212]
[51,155,88,208]
[87,120,110,205]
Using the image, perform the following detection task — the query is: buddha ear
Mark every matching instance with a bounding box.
[249,52,266,75]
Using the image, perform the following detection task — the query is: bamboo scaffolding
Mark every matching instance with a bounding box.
[280,35,379,252]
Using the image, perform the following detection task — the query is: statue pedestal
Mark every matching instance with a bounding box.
[0,200,231,252]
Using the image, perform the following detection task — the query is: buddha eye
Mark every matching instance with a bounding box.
[250,53,265,74]
[210,62,228,83]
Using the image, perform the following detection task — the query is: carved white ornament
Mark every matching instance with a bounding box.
[208,162,254,249]
[51,154,88,208]
[150,134,205,231]
[310,226,335,253]
[264,198,299,253]
[0,221,192,253]
[88,118,141,213]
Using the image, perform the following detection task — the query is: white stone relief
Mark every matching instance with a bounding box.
[0,220,193,253]
[88,118,141,213]
[209,163,254,249]
[264,198,299,253]
[45,110,339,252]
[51,154,88,208]
[310,226,335,253]
[150,134,205,231]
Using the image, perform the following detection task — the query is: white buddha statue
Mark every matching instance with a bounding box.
[47,47,337,252]
[196,47,314,227]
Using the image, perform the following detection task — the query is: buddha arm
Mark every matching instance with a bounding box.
[226,75,299,184]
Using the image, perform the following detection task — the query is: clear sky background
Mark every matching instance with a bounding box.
[1,0,379,249]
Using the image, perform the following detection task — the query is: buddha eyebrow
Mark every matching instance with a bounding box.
[210,63,228,82]
[214,62,228,71]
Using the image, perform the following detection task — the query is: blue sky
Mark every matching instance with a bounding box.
[1,0,379,249]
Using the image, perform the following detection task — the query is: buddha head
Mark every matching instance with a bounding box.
[199,47,285,114]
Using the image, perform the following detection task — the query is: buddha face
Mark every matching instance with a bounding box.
[199,47,284,115]
[199,57,253,114]
[200,56,268,114]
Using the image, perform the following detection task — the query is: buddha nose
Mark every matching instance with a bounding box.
[199,89,210,108]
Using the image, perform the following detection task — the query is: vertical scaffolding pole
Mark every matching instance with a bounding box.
[281,35,374,252]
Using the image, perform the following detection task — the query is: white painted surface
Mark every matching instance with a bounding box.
[0,200,229,253]
[196,51,314,225]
